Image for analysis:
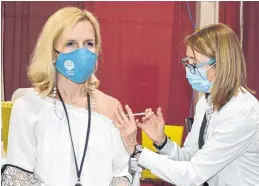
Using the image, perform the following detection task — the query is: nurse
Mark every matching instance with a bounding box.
[114,23,259,186]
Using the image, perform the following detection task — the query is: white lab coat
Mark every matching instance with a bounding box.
[138,88,259,186]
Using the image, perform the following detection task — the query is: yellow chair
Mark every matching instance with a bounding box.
[1,88,31,153]
[2,101,13,152]
[141,125,184,180]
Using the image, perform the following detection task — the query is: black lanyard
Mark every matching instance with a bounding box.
[198,93,210,149]
[57,89,91,186]
[198,113,207,149]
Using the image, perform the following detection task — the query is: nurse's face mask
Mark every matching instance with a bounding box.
[182,57,216,93]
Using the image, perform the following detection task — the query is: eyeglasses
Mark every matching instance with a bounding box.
[182,57,197,74]
[181,57,216,74]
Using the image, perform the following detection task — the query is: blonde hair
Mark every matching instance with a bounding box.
[185,23,254,111]
[27,7,101,96]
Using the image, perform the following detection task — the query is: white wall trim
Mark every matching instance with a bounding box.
[194,1,219,106]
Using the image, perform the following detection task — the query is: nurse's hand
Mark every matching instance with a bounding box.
[113,104,138,155]
[137,107,166,146]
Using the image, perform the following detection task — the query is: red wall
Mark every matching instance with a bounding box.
[94,2,178,120]
[219,1,259,99]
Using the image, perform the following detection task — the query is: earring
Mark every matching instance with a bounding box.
[52,84,57,111]
[53,79,64,120]
[53,85,57,98]
[91,85,96,111]
[53,85,57,112]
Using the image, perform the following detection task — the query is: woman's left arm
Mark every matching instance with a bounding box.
[110,126,132,186]
[110,101,134,186]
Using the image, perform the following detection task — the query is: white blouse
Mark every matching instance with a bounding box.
[6,88,132,186]
[138,89,259,186]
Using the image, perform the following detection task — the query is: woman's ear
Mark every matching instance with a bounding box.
[52,49,58,64]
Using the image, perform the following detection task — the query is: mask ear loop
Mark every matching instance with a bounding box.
[208,63,216,84]
[196,58,216,80]
[210,76,216,84]
[54,48,60,54]
[205,63,216,71]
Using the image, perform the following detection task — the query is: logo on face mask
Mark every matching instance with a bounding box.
[64,60,75,71]
[64,60,75,76]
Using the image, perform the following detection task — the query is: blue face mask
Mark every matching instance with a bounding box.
[186,59,216,93]
[55,48,97,84]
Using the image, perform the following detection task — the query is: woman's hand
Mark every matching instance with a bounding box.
[137,107,166,146]
[113,104,138,155]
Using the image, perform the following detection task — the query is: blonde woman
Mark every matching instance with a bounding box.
[114,24,259,186]
[1,7,133,186]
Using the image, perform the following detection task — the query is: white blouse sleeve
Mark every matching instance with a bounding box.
[158,96,206,161]
[138,107,259,186]
[6,96,37,171]
[111,124,132,182]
